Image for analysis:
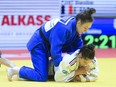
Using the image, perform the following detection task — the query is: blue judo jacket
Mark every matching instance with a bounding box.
[27,17,83,66]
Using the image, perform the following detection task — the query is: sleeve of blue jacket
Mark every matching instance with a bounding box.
[49,22,69,67]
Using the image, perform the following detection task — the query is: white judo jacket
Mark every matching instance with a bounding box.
[54,50,99,82]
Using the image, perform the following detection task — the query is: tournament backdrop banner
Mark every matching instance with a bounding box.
[0,0,116,50]
[84,18,116,35]
[0,0,60,49]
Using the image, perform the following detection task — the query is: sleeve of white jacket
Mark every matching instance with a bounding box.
[54,54,76,82]
[54,65,75,82]
[79,57,99,82]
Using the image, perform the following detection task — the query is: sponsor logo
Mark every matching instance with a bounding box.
[62,70,68,74]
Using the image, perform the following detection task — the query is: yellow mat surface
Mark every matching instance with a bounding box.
[0,58,116,87]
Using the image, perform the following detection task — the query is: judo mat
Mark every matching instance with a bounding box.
[0,58,116,87]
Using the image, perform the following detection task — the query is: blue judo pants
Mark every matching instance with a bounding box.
[19,44,49,81]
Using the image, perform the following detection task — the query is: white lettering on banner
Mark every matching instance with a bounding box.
[114,19,116,29]
[1,15,51,26]
[85,29,102,34]
[44,18,60,32]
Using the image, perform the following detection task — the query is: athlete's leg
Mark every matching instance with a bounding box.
[7,44,49,81]
[0,51,16,68]
[19,44,49,81]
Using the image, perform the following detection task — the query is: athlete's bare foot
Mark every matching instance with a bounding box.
[6,67,20,81]
[7,68,14,81]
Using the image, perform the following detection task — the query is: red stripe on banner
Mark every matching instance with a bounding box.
[1,49,30,60]
[0,49,116,60]
[68,5,73,14]
[1,50,28,54]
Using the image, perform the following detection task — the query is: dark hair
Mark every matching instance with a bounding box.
[79,44,95,60]
[76,8,96,23]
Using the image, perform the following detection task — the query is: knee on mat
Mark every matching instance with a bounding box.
[35,75,48,82]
